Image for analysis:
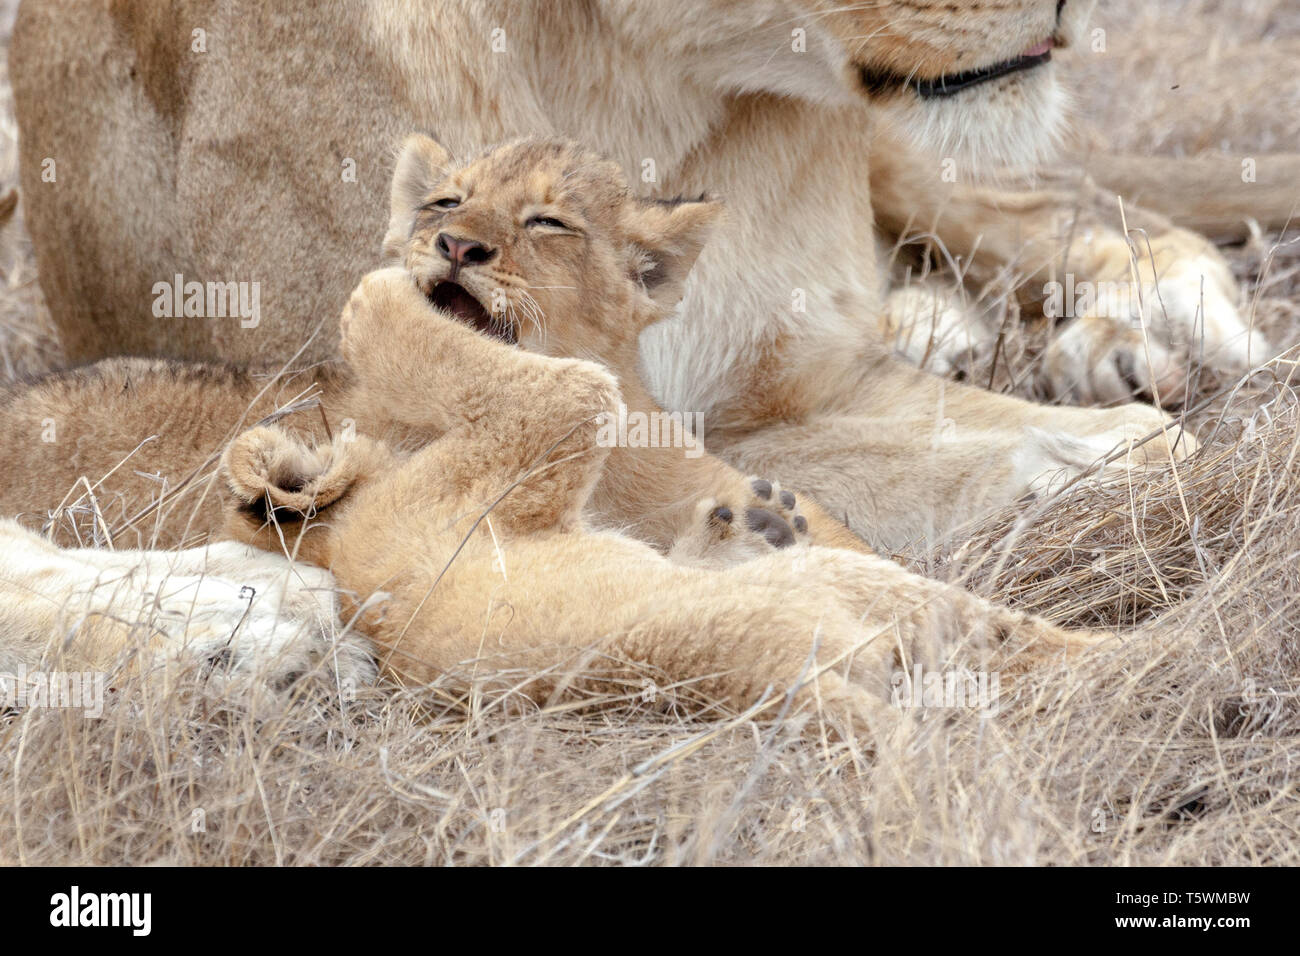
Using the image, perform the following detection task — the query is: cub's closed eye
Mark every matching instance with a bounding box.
[423,198,460,210]
[527,215,571,230]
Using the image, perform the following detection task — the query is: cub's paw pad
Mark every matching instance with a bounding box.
[743,475,809,545]
[686,498,742,545]
[744,507,795,549]
[670,487,808,567]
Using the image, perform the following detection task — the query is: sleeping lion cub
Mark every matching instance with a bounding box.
[217,265,1104,732]
[0,137,859,558]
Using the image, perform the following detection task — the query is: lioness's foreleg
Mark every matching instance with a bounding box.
[715,357,1194,550]
[0,519,369,685]
[871,139,1274,402]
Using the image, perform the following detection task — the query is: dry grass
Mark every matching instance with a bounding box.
[1,1,1298,865]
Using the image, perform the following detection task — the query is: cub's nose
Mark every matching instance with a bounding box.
[436,233,497,267]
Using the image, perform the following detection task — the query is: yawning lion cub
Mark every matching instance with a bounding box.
[0,139,1103,715]
[218,265,1103,732]
[0,138,859,558]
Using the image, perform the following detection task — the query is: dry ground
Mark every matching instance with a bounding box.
[1,0,1298,865]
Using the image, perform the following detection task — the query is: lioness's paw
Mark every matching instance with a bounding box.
[883,285,993,375]
[1042,315,1187,405]
[1049,231,1277,402]
[1086,403,1199,466]
[143,571,376,693]
[1016,407,1197,497]
[1147,243,1274,372]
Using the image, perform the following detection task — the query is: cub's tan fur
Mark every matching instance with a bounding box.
[0,139,856,560]
[15,0,1291,549]
[217,266,1104,734]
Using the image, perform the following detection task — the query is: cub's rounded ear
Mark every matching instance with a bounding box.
[221,426,361,521]
[383,133,455,260]
[622,195,724,309]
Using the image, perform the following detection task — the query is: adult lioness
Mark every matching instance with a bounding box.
[12,0,1294,548]
[0,138,855,558]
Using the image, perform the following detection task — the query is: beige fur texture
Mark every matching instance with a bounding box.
[12,0,1290,550]
[0,1,1297,869]
[0,138,1108,720]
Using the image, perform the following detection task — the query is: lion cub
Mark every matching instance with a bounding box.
[380,134,865,556]
[0,137,858,559]
[219,267,1104,733]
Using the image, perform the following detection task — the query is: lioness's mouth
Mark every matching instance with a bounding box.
[861,37,1056,100]
[426,280,517,344]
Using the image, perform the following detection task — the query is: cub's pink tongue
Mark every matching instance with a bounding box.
[1022,38,1054,58]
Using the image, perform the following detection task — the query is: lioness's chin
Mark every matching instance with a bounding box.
[876,66,1068,170]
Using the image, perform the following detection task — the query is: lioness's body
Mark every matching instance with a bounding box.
[11,0,1294,548]
[0,359,345,548]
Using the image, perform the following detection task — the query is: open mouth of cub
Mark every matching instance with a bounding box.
[426,280,517,344]
[861,38,1055,100]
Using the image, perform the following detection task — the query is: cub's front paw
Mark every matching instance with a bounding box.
[338,266,425,365]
